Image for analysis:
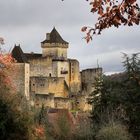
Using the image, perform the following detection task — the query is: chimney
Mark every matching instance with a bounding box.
[46,33,50,40]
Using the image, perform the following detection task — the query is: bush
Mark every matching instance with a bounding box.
[0,52,34,140]
[0,90,32,140]
[73,116,93,140]
[56,112,71,140]
[96,122,132,140]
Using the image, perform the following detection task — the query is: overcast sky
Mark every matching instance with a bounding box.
[0,0,140,74]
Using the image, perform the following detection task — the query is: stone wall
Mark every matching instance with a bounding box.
[30,77,69,97]
[76,95,92,112]
[81,68,102,95]
[52,60,69,86]
[28,57,52,77]
[41,43,68,59]
[69,59,81,93]
[54,97,71,110]
[31,93,71,110]
[9,63,30,100]
[33,93,55,108]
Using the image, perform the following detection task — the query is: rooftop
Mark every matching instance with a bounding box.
[41,27,68,44]
[11,45,42,63]
[24,53,42,60]
[11,45,28,63]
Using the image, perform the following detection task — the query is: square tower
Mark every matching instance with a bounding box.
[41,27,68,60]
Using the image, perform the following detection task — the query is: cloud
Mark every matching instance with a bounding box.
[0,0,140,72]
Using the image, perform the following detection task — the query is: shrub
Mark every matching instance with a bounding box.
[56,112,71,140]
[0,52,34,140]
[96,122,132,140]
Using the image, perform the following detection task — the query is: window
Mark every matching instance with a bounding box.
[72,68,74,73]
[40,84,44,87]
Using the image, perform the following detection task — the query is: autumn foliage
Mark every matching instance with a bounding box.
[81,0,140,42]
[0,52,15,88]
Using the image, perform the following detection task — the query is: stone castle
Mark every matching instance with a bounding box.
[11,27,102,111]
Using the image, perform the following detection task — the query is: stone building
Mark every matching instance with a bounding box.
[81,68,102,94]
[76,68,102,111]
[11,27,102,111]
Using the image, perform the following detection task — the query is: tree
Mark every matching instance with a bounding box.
[62,0,140,42]
[82,0,140,41]
[89,53,140,140]
[0,44,34,140]
[88,73,127,138]
[123,53,140,140]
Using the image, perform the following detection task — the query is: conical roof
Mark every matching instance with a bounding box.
[41,27,68,44]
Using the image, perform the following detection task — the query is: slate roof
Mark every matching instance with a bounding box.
[24,53,42,59]
[11,45,42,63]
[11,28,68,62]
[41,27,68,44]
[11,45,28,63]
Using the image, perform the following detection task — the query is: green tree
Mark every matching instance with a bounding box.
[0,49,34,140]
[89,73,126,127]
[0,80,32,140]
[89,53,140,139]
[123,53,140,140]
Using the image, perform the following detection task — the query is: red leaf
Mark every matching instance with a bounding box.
[81,26,87,32]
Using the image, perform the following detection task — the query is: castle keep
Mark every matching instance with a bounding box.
[11,28,102,111]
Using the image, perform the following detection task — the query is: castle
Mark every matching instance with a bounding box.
[11,27,102,111]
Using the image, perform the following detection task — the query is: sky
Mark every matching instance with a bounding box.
[0,0,140,74]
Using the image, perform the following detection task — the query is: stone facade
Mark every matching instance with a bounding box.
[54,97,71,109]
[30,77,68,97]
[31,94,71,110]
[11,28,102,112]
[81,68,102,95]
[41,43,68,59]
[34,93,55,108]
[69,59,81,93]
[9,63,30,100]
[28,56,52,77]
[76,95,92,112]
[52,60,70,86]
